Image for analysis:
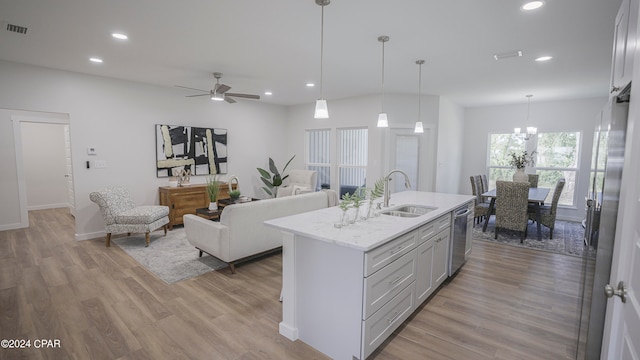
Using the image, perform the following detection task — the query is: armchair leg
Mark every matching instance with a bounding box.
[145,232,150,247]
[106,233,112,247]
[229,263,236,274]
[163,225,168,236]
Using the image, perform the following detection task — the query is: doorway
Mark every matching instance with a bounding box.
[11,111,75,228]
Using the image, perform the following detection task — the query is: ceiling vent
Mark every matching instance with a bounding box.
[4,22,28,35]
[493,50,523,60]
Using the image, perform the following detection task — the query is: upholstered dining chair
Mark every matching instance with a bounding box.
[90,186,170,247]
[528,174,539,188]
[529,178,565,239]
[494,180,530,242]
[470,175,490,224]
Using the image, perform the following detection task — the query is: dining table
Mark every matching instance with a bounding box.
[481,187,551,241]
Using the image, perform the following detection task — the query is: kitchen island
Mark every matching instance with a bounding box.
[265,191,474,360]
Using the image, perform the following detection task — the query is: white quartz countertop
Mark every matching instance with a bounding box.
[264,191,474,251]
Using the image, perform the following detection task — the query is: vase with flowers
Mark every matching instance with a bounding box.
[509,150,536,182]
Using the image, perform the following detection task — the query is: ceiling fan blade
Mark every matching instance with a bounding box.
[224,96,237,104]
[216,84,231,94]
[186,93,211,97]
[226,93,260,100]
[175,85,210,92]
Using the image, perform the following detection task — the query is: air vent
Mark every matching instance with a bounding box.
[493,50,523,60]
[5,23,28,35]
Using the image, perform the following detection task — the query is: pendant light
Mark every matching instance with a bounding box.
[314,0,330,119]
[376,35,389,127]
[414,60,425,133]
[514,94,537,140]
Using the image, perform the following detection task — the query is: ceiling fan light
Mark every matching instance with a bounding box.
[314,99,329,118]
[414,122,424,133]
[377,113,388,128]
[211,92,225,101]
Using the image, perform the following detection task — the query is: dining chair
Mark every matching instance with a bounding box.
[528,174,539,188]
[529,178,565,239]
[480,174,489,202]
[470,175,490,224]
[495,180,530,242]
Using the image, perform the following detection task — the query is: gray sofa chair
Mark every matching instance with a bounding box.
[90,186,169,247]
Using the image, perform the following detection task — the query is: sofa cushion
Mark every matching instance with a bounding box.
[115,205,169,224]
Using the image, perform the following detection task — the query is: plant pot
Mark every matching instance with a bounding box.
[513,168,529,183]
[208,201,218,210]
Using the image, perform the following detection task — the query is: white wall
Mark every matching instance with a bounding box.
[436,97,465,194]
[0,60,289,239]
[462,96,608,221]
[285,93,442,191]
[21,122,68,210]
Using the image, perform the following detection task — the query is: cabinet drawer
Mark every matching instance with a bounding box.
[364,230,417,277]
[418,213,451,245]
[361,282,415,360]
[363,250,416,319]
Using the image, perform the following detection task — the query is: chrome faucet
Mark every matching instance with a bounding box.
[383,169,412,207]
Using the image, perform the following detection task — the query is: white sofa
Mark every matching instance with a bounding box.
[184,190,337,273]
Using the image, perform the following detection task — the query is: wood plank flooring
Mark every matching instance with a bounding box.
[0,208,583,359]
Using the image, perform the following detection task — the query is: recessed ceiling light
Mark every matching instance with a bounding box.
[89,57,103,63]
[535,55,553,62]
[521,1,545,11]
[264,91,273,96]
[306,83,315,87]
[111,33,128,40]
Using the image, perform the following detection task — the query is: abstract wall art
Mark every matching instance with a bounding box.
[155,124,227,177]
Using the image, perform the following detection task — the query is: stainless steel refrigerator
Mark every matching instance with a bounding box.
[577,84,630,359]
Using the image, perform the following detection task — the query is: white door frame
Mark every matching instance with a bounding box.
[382,125,435,192]
[11,112,73,228]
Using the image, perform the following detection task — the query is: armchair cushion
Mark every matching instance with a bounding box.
[277,169,317,197]
[115,205,170,224]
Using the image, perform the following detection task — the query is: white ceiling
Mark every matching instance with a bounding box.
[0,0,622,107]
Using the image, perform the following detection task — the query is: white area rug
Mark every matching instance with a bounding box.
[112,228,228,284]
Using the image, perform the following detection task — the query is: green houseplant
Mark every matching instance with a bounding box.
[206,174,221,209]
[229,190,241,200]
[257,155,295,197]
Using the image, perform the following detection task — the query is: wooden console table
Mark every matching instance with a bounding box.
[159,183,233,229]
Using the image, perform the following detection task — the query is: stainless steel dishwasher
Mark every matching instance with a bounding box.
[449,204,472,276]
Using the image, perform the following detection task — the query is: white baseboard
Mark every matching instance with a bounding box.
[75,231,104,241]
[0,222,28,231]
[27,203,69,211]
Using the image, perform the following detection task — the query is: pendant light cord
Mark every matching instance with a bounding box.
[418,61,422,121]
[381,39,385,112]
[319,5,325,99]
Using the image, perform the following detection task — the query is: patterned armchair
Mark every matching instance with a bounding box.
[90,187,170,247]
[470,175,490,224]
[495,180,530,242]
[529,178,565,239]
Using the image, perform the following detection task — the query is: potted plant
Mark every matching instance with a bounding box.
[257,155,295,197]
[229,190,241,201]
[206,174,221,210]
[509,150,536,182]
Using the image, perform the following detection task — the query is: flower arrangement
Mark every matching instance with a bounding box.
[508,150,536,169]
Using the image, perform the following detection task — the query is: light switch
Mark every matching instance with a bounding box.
[87,146,97,155]
[93,160,107,169]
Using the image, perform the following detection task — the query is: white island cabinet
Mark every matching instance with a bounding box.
[265,191,474,360]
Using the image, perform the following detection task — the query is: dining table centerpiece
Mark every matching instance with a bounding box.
[509,150,536,182]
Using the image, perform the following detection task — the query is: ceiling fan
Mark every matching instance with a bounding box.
[176,72,260,103]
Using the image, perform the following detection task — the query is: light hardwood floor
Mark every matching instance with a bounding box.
[0,208,583,359]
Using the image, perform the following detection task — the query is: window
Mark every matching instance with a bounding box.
[535,132,580,206]
[486,131,581,207]
[306,129,331,190]
[487,133,525,189]
[338,128,368,197]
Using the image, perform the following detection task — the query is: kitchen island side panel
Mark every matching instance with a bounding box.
[296,233,365,360]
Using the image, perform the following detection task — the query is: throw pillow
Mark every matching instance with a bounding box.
[291,185,310,195]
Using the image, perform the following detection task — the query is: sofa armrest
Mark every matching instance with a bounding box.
[183,214,231,262]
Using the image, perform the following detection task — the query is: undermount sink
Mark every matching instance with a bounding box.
[380,204,437,218]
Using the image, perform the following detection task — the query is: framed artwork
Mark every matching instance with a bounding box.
[155,124,227,177]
